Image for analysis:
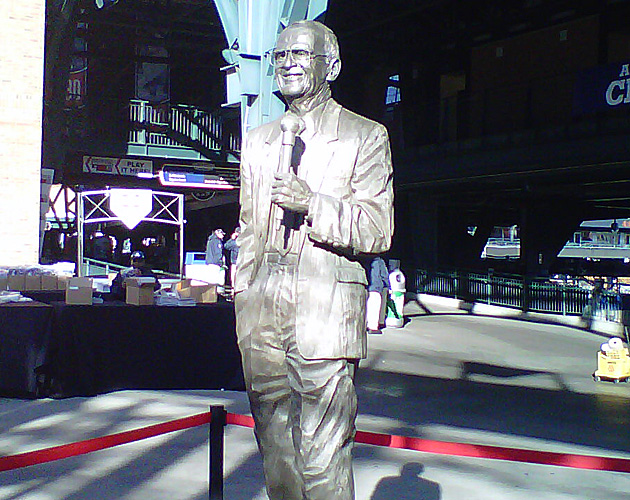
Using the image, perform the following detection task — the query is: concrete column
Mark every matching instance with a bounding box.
[0,1,46,265]
[397,196,438,271]
[519,200,586,278]
[437,207,494,270]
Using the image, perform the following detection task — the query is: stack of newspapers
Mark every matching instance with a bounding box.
[0,290,32,304]
[154,289,196,306]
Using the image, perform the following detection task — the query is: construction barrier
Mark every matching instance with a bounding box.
[1,406,630,500]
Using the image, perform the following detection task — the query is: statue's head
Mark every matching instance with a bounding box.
[272,20,341,102]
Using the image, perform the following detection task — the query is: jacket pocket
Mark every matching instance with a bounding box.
[336,265,368,285]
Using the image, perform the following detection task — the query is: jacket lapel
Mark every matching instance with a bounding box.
[298,100,342,257]
[303,99,340,192]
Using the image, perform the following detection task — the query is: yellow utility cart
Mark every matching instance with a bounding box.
[593,337,630,383]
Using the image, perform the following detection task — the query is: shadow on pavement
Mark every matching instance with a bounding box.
[460,361,572,391]
[369,462,441,500]
[355,367,630,454]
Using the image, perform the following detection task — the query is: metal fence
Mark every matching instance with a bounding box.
[81,258,126,278]
[128,100,240,156]
[82,257,182,281]
[414,269,600,317]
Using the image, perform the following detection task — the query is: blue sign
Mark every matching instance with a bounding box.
[574,62,630,115]
[158,168,236,190]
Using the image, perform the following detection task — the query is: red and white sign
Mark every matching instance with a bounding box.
[83,156,153,176]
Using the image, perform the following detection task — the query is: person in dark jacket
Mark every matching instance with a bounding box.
[223,227,240,286]
[205,228,225,266]
[109,251,160,300]
[91,231,113,261]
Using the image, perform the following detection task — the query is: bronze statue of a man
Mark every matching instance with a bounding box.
[234,20,394,500]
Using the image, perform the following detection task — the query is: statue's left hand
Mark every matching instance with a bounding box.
[271,172,312,213]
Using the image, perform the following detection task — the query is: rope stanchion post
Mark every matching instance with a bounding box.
[209,405,227,500]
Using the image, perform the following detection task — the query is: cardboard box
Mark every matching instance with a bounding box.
[7,274,26,291]
[65,277,93,305]
[174,279,217,304]
[125,277,156,306]
[57,275,71,290]
[24,275,42,291]
[0,276,7,291]
[40,274,58,290]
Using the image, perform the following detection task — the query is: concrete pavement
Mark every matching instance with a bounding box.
[1,296,630,499]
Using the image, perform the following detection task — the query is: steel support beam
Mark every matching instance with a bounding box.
[212,0,328,135]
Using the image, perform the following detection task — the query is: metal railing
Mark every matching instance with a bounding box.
[584,291,623,323]
[81,257,183,279]
[82,257,182,280]
[414,269,596,316]
[81,258,126,277]
[128,100,240,157]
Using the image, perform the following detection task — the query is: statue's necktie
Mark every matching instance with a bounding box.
[281,136,306,250]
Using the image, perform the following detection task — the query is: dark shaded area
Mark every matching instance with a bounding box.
[325,1,630,277]
[370,463,441,500]
[0,301,244,398]
[45,300,244,396]
[355,366,630,455]
[0,302,54,398]
[462,361,554,379]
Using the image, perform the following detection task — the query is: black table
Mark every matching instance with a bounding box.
[1,301,244,398]
[0,302,54,398]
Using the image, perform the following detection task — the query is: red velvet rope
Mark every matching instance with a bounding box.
[1,411,629,473]
[226,412,254,428]
[353,430,630,472]
[0,412,211,472]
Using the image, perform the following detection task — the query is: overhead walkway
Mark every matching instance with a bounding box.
[483,219,630,261]
[483,238,630,260]
[127,100,241,163]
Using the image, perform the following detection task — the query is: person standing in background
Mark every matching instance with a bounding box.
[205,228,225,266]
[223,226,241,287]
[109,251,160,300]
[366,256,390,334]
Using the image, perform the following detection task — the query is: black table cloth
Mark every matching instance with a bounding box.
[0,302,54,398]
[1,301,244,398]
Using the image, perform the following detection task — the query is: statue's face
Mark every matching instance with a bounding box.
[274,26,329,99]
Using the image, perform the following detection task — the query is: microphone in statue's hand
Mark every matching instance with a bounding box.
[278,114,305,176]
[280,114,305,146]
[275,113,307,219]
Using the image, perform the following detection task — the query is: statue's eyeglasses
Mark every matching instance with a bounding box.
[271,49,327,67]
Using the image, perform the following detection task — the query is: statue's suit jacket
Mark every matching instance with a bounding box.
[235,99,394,360]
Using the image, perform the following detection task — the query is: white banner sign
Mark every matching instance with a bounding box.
[83,156,153,176]
[109,189,153,230]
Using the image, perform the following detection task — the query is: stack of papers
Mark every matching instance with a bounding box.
[0,291,32,304]
[154,291,196,306]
